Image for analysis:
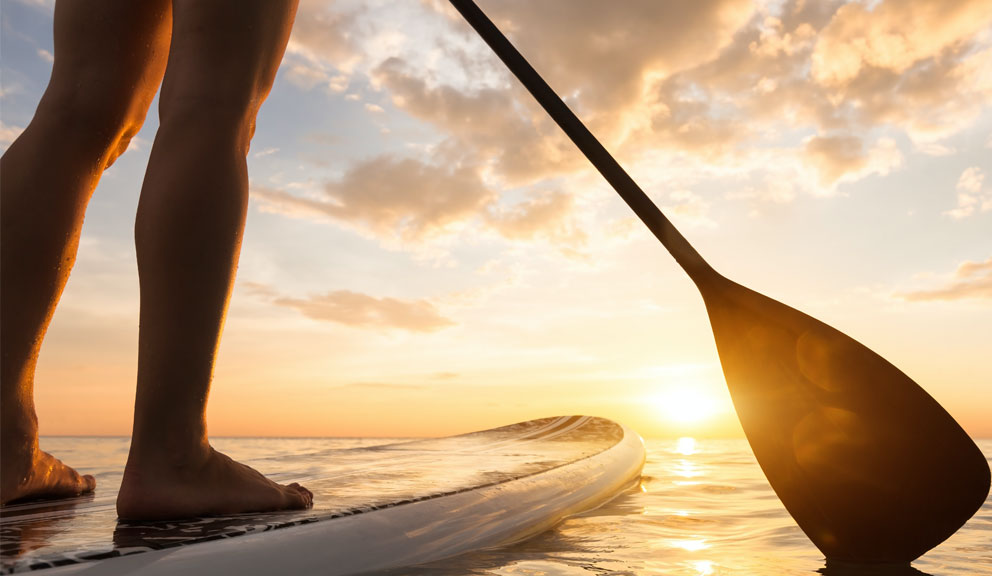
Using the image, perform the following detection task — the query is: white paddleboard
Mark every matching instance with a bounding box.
[1,416,645,575]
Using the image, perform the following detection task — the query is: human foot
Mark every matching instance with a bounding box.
[116,446,312,520]
[1,445,96,506]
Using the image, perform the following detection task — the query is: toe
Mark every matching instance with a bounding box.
[288,482,313,500]
[280,485,303,509]
[58,462,92,496]
[291,484,313,508]
[290,482,312,495]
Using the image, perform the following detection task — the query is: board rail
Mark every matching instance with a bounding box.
[1,416,645,575]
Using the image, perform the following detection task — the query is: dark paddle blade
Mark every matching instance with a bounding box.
[701,274,989,562]
[448,0,991,564]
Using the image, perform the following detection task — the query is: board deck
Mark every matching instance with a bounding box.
[1,416,645,575]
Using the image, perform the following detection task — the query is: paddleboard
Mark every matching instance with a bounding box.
[1,415,645,575]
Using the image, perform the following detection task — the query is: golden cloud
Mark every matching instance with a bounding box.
[945,166,992,219]
[812,0,992,86]
[803,135,902,187]
[283,2,362,92]
[251,156,586,252]
[898,257,992,302]
[664,190,716,228]
[373,57,582,185]
[275,290,455,332]
[253,156,493,242]
[484,190,587,248]
[0,121,25,148]
[282,0,992,203]
[472,0,754,116]
[371,1,755,183]
[809,0,992,142]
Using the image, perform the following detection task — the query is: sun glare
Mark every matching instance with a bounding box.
[656,387,719,425]
[694,560,715,575]
[670,538,708,552]
[676,437,697,455]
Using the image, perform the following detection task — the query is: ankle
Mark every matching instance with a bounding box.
[0,407,39,454]
[124,435,212,475]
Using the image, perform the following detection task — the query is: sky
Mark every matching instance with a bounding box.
[1,0,990,439]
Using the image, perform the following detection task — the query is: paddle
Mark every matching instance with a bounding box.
[448,0,990,564]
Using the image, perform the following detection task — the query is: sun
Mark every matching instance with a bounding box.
[655,387,719,425]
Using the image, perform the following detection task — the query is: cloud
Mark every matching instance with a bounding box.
[484,190,587,248]
[14,0,54,9]
[803,135,902,187]
[372,57,581,185]
[811,0,992,87]
[664,190,716,228]
[898,257,992,302]
[0,121,25,148]
[804,135,867,185]
[673,3,841,130]
[339,382,427,391]
[467,0,755,120]
[277,0,992,211]
[958,166,986,195]
[944,166,992,219]
[627,0,990,179]
[254,156,493,242]
[252,156,585,252]
[322,157,492,241]
[274,290,455,332]
[749,17,818,59]
[252,147,280,158]
[914,142,956,157]
[283,63,350,93]
[369,1,756,184]
[125,136,149,153]
[289,3,360,64]
[644,76,744,156]
[808,0,992,142]
[282,2,362,92]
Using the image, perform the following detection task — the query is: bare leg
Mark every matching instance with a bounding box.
[1,0,171,506]
[116,0,310,520]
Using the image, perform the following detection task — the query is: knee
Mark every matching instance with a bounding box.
[36,75,153,167]
[157,84,263,156]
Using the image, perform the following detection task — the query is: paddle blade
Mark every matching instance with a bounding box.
[700,277,990,563]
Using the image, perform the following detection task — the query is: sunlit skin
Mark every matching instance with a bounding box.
[0,0,312,519]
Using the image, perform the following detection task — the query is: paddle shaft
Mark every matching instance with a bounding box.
[448,0,714,282]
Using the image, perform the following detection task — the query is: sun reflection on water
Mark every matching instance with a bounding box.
[693,560,715,575]
[674,458,702,479]
[669,538,708,551]
[676,437,697,455]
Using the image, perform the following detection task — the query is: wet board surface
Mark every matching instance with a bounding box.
[1,416,645,575]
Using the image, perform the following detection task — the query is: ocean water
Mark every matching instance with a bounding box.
[23,436,992,575]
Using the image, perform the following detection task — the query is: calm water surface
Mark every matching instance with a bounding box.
[38,436,992,576]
